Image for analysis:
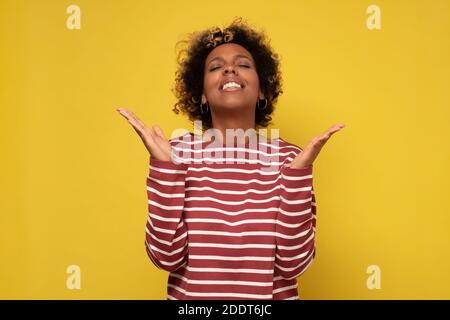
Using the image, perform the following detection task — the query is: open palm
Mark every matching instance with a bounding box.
[116,107,172,161]
[289,123,345,169]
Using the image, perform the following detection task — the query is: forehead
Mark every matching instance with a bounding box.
[205,43,254,64]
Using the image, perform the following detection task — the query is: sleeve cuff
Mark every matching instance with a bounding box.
[281,163,313,176]
[149,156,189,171]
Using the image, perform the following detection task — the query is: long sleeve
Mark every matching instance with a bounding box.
[144,156,189,272]
[274,163,316,280]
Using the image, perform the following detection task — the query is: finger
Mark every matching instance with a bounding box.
[317,123,345,143]
[116,107,132,120]
[152,124,166,140]
[326,123,345,136]
[118,108,159,154]
[117,107,137,122]
[126,115,146,135]
[128,109,148,129]
[295,123,345,167]
[142,126,163,156]
[118,108,146,129]
[117,108,137,125]
[118,108,148,134]
[149,127,171,159]
[151,126,172,158]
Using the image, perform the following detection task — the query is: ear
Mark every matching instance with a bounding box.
[258,89,265,100]
[201,93,207,104]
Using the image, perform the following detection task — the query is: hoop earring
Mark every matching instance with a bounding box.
[257,98,268,110]
[200,102,209,114]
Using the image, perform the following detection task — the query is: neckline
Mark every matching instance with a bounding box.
[191,132,276,148]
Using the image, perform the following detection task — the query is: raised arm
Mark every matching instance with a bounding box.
[274,164,316,279]
[145,156,189,272]
[116,107,189,271]
[274,123,345,279]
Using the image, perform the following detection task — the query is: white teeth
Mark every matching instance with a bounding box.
[222,82,242,90]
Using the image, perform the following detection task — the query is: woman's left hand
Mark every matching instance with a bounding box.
[289,123,346,169]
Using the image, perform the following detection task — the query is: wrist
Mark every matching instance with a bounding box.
[289,162,312,169]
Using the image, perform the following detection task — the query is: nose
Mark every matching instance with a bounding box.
[223,65,237,75]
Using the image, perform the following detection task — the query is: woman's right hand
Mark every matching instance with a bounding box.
[116,107,172,161]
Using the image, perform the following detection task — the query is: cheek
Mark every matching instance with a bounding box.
[247,73,260,91]
[203,73,219,91]
[245,69,259,84]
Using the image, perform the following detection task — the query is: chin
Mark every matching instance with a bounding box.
[218,99,250,109]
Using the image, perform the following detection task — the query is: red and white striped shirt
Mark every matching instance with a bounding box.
[144,132,316,300]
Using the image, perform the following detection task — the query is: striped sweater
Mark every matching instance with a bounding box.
[144,132,316,300]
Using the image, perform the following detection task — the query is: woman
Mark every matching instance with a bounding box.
[117,17,344,300]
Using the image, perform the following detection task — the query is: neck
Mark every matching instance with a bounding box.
[208,107,257,145]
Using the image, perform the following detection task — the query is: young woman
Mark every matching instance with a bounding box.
[117,17,345,300]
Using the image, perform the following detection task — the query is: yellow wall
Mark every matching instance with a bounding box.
[1,0,449,299]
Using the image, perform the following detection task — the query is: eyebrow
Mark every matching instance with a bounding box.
[207,54,252,65]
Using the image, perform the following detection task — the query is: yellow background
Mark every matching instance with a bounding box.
[1,0,449,299]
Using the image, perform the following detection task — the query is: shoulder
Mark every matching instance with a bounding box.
[168,132,199,146]
[271,136,303,155]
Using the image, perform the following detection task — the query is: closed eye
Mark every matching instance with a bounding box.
[209,65,251,71]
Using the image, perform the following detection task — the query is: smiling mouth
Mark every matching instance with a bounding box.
[220,82,245,92]
[221,87,244,93]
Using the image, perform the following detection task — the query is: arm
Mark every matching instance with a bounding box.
[144,156,189,272]
[274,163,316,280]
[274,123,345,279]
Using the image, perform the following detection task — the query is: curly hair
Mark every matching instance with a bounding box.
[171,17,283,132]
